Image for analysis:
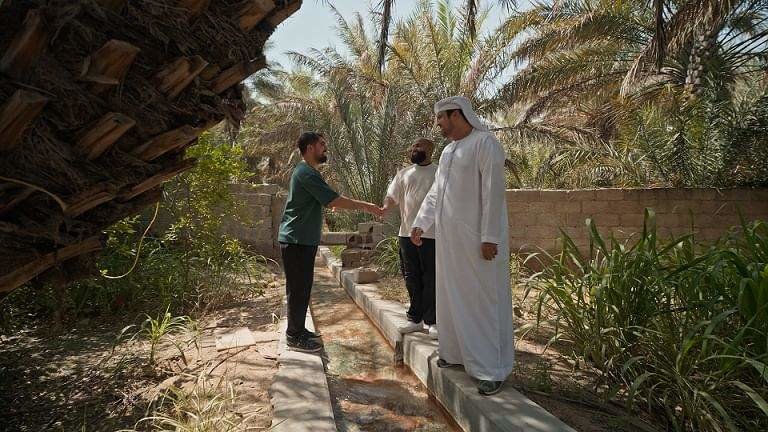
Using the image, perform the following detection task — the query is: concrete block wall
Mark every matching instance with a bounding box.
[223,183,285,257]
[507,188,768,254]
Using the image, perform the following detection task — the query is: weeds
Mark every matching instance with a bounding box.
[374,235,401,277]
[328,245,346,259]
[3,133,268,327]
[532,210,768,430]
[116,306,193,365]
[531,360,554,393]
[123,369,266,432]
[141,307,191,365]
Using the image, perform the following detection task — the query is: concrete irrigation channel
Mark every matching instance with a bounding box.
[311,259,459,432]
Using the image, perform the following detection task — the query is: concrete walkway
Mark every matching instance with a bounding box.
[318,247,576,432]
[269,296,336,431]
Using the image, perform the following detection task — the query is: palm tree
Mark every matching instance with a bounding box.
[244,6,429,209]
[495,0,768,187]
[373,0,519,71]
[387,1,519,122]
[246,1,528,198]
[253,0,767,192]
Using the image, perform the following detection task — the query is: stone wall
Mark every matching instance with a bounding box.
[506,188,768,254]
[224,184,285,258]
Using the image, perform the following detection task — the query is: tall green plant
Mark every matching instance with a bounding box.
[62,131,265,319]
[534,211,768,430]
[246,0,521,201]
[374,235,401,277]
[496,0,768,187]
[722,220,768,355]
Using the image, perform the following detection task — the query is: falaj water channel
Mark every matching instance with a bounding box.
[310,261,459,432]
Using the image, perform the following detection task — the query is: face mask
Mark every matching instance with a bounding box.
[410,151,427,164]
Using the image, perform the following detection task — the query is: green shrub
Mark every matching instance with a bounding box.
[374,235,401,277]
[534,210,768,430]
[89,134,263,317]
[5,132,267,325]
[117,306,193,365]
[328,245,345,259]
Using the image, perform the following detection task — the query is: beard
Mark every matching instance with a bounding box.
[438,124,450,137]
[410,151,427,164]
[318,153,328,164]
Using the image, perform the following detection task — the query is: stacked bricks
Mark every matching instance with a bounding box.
[321,222,395,248]
[322,222,389,283]
[358,221,394,247]
[340,248,376,268]
[320,231,358,246]
[507,188,768,254]
[351,267,380,284]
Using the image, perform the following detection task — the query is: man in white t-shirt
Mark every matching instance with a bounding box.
[383,138,439,339]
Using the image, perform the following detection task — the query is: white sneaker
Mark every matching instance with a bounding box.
[398,320,423,334]
[428,325,438,339]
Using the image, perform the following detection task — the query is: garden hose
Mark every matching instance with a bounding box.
[102,201,160,279]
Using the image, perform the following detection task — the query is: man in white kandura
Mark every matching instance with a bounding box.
[410,96,514,396]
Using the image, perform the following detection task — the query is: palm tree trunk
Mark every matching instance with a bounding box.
[654,0,666,72]
[465,0,478,40]
[377,0,394,73]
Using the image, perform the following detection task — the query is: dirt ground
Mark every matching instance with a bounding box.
[0,270,284,432]
[374,275,655,432]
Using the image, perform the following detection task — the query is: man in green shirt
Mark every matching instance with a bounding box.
[279,131,383,352]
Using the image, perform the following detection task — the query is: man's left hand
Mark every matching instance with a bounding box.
[481,243,498,260]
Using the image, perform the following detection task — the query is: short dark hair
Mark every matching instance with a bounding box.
[445,109,469,123]
[297,131,324,154]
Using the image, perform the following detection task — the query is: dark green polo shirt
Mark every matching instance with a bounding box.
[278,161,340,246]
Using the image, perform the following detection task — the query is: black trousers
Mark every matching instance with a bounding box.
[280,243,318,338]
[399,237,436,325]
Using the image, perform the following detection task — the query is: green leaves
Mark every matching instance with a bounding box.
[534,213,768,429]
[140,306,191,365]
[498,0,768,188]
[733,380,768,418]
[249,1,524,207]
[65,129,267,319]
[373,235,402,276]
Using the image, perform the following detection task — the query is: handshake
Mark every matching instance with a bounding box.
[329,196,386,218]
[363,202,386,218]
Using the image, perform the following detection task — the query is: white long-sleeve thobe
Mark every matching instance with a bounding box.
[413,129,514,381]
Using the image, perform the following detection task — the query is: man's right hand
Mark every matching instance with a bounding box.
[381,197,396,217]
[366,203,385,218]
[330,196,384,217]
[410,227,423,246]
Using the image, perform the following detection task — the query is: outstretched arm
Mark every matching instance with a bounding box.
[382,196,398,215]
[382,173,401,217]
[298,169,383,217]
[329,195,384,217]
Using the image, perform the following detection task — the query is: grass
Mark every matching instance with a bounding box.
[329,245,345,259]
[531,210,768,430]
[374,235,401,277]
[122,369,266,432]
[115,306,195,366]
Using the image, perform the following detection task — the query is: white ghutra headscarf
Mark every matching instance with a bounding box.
[433,96,489,132]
